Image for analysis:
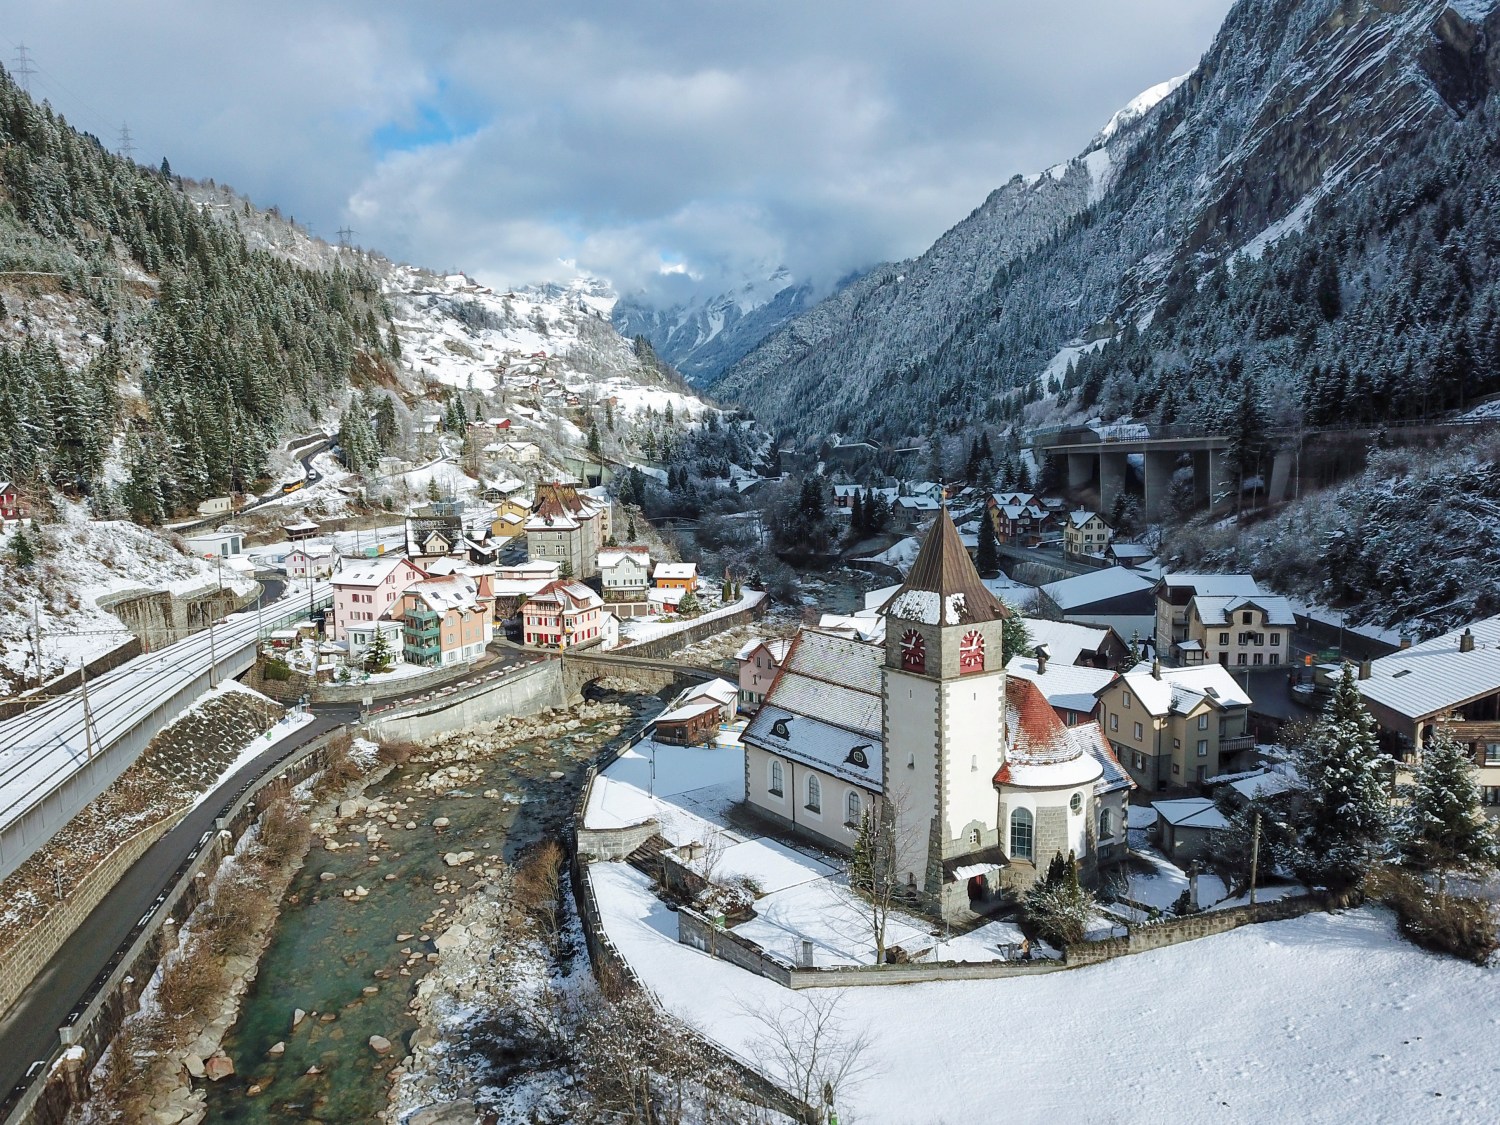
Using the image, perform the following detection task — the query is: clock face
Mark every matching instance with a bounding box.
[900,629,926,672]
[959,630,985,673]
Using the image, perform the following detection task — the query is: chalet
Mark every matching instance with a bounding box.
[1357,616,1500,809]
[0,481,27,524]
[669,677,739,725]
[283,518,321,542]
[522,580,605,649]
[736,637,792,712]
[651,701,723,746]
[283,544,337,578]
[892,495,940,530]
[987,494,1052,545]
[497,440,541,464]
[831,483,862,509]
[406,505,465,561]
[1063,510,1111,557]
[599,547,652,599]
[393,573,493,666]
[1096,662,1254,791]
[654,562,698,591]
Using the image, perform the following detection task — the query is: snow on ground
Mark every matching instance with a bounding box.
[619,590,767,646]
[856,536,921,574]
[594,863,1500,1125]
[1034,337,1110,390]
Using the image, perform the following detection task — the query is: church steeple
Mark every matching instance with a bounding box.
[882,506,1010,626]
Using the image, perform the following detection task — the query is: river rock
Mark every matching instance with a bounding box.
[432,817,450,829]
[410,1100,478,1125]
[324,840,340,852]
[405,821,417,830]
[434,924,469,952]
[246,1083,263,1096]
[369,1034,393,1056]
[397,932,414,941]
[355,885,369,897]
[268,1041,286,1058]
[385,872,397,880]
[548,771,565,780]
[363,985,380,995]
[183,1054,206,1079]
[319,871,336,882]
[443,851,475,867]
[338,798,364,819]
[204,1054,235,1081]
[292,1008,307,1030]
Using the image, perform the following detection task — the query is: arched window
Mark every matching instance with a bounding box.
[769,760,784,797]
[806,774,822,814]
[1098,807,1112,840]
[1009,808,1034,860]
[845,790,862,826]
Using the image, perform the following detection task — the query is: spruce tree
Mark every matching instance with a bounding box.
[1400,729,1500,900]
[850,489,866,536]
[1000,602,1031,664]
[975,509,1000,577]
[587,420,602,458]
[9,526,35,569]
[1293,665,1391,896]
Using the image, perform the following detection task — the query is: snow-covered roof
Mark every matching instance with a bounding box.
[1040,566,1155,610]
[1068,510,1104,529]
[526,579,603,611]
[1109,543,1155,560]
[525,511,580,531]
[681,678,738,708]
[1112,664,1252,717]
[1068,723,1132,796]
[1019,618,1115,667]
[863,584,902,611]
[745,704,885,788]
[599,547,651,569]
[334,555,421,588]
[655,562,698,579]
[1358,614,1500,720]
[648,587,686,605]
[1191,594,1297,627]
[816,613,886,644]
[1158,573,1264,598]
[895,496,941,511]
[736,636,793,663]
[995,679,1104,789]
[654,700,722,725]
[1153,797,1230,831]
[402,574,483,614]
[1225,770,1301,801]
[498,560,560,579]
[1005,656,1116,715]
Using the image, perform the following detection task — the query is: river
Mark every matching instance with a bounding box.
[201,691,661,1123]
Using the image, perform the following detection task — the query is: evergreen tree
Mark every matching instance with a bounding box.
[364,627,394,673]
[1292,665,1391,896]
[588,420,602,458]
[1400,728,1500,900]
[9,526,35,569]
[1000,603,1031,664]
[426,476,441,502]
[850,489,866,536]
[975,509,1000,577]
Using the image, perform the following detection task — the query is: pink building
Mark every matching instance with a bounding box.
[392,573,493,666]
[331,556,427,641]
[522,580,604,649]
[735,637,791,713]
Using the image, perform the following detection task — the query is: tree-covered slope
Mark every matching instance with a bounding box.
[717,0,1500,446]
[0,67,392,518]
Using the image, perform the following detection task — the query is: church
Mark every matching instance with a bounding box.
[742,508,1131,921]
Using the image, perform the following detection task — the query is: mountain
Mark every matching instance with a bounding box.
[716,0,1500,445]
[612,267,820,385]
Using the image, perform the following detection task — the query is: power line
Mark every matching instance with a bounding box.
[337,225,355,249]
[118,122,133,161]
[11,43,34,92]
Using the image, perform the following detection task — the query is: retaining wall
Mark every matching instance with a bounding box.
[0,810,186,1018]
[616,602,761,659]
[4,731,339,1125]
[0,639,144,722]
[363,658,568,743]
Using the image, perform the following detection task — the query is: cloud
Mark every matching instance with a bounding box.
[0,0,1234,301]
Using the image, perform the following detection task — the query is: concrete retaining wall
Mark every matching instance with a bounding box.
[616,603,760,659]
[0,639,144,722]
[0,810,186,1018]
[363,658,567,743]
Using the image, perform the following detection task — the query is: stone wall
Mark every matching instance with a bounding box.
[364,658,568,743]
[0,811,185,1017]
[0,638,144,721]
[616,603,761,659]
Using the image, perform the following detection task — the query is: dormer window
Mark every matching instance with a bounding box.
[900,629,927,673]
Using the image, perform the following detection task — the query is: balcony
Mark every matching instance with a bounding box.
[1220,734,1256,754]
[405,620,440,639]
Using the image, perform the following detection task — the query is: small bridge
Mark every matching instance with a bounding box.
[560,648,723,698]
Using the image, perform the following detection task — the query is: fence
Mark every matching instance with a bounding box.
[2,727,341,1125]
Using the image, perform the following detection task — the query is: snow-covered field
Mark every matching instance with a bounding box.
[594,867,1499,1125]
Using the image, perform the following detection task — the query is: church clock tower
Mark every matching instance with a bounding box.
[879,508,1012,916]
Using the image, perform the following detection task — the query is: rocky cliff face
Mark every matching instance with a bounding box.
[716,0,1500,443]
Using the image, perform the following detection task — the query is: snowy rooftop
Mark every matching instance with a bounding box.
[1159,572,1265,598]
[1005,655,1116,715]
[1358,613,1500,720]
[1191,594,1297,627]
[334,555,421,588]
[1114,664,1252,717]
[1153,797,1230,831]
[744,704,885,789]
[735,636,792,663]
[1020,618,1117,666]
[1040,566,1155,611]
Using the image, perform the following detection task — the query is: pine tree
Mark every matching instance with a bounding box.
[1293,665,1391,896]
[975,509,1000,577]
[427,476,441,502]
[365,627,394,673]
[1400,728,1500,900]
[850,489,866,536]
[587,420,602,458]
[1000,603,1031,664]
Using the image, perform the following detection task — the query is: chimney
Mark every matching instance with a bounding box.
[1399,633,1412,650]
[1460,628,1475,654]
[1358,659,1372,681]
[1151,658,1162,680]
[1034,643,1050,675]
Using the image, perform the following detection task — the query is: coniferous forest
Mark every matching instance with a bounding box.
[0,66,393,520]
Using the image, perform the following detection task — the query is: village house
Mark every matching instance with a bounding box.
[331,555,428,641]
[525,481,611,579]
[480,476,528,504]
[673,677,739,724]
[183,529,245,559]
[650,701,723,746]
[1021,618,1130,669]
[492,559,561,621]
[1151,798,1230,864]
[653,561,698,591]
[1063,510,1112,557]
[393,572,493,667]
[1106,542,1156,570]
[987,493,1052,546]
[1096,662,1255,792]
[1357,615,1500,809]
[1182,592,1296,668]
[892,494,941,531]
[0,480,27,525]
[195,495,234,518]
[521,579,605,649]
[1006,645,1118,727]
[283,517,321,542]
[1153,573,1269,665]
[831,483,862,509]
[742,510,1126,921]
[1038,567,1157,646]
[346,618,404,669]
[282,543,337,579]
[496,440,541,464]
[599,547,652,600]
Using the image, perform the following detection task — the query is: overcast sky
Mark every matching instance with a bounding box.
[0,1,1233,303]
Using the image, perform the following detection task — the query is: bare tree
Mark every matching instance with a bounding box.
[745,991,871,1120]
[846,792,922,964]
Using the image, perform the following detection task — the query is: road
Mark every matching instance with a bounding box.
[0,703,359,1107]
[0,579,330,872]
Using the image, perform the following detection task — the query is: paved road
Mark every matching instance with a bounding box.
[0,703,359,1104]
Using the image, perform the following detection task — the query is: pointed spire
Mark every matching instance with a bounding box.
[882,507,1009,625]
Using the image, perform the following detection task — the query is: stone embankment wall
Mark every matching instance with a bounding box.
[0,638,144,721]
[363,659,568,744]
[99,582,258,655]
[616,603,761,659]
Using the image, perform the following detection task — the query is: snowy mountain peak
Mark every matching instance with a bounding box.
[1090,74,1189,150]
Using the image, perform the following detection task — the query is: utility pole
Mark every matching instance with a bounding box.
[12,44,35,93]
[30,598,44,690]
[208,607,219,689]
[1249,811,1262,906]
[336,225,355,250]
[80,660,97,761]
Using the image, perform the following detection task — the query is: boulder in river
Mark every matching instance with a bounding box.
[204,1054,235,1081]
[369,1034,393,1056]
